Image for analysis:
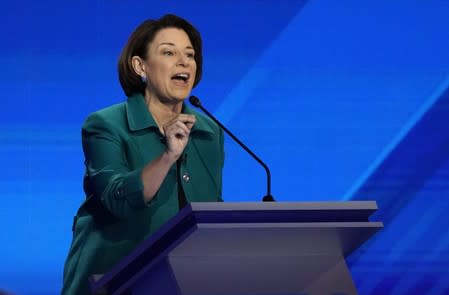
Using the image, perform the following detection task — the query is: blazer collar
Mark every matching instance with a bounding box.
[126,93,158,131]
[126,93,214,134]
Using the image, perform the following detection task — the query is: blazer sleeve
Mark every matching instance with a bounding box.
[82,112,149,219]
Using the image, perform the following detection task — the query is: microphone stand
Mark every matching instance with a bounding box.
[189,96,275,202]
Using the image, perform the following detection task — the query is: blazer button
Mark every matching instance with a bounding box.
[182,172,190,182]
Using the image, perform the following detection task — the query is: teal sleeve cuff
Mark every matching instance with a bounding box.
[113,168,149,210]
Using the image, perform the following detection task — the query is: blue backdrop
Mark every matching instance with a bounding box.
[1,0,449,294]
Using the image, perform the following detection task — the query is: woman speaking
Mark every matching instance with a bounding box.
[62,14,224,294]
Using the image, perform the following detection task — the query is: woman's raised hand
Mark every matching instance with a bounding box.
[163,114,196,162]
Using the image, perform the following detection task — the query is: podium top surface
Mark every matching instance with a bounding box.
[189,201,378,211]
[183,201,378,224]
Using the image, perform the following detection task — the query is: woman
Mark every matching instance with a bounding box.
[62,14,224,294]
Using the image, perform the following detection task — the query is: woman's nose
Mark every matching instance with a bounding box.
[177,55,190,67]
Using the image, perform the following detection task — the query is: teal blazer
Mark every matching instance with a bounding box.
[62,94,224,294]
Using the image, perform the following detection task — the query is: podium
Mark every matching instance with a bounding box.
[90,201,382,295]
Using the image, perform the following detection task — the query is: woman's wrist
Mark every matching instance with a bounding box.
[162,149,179,165]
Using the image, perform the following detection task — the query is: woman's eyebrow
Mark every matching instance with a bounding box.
[158,42,194,50]
[158,42,175,47]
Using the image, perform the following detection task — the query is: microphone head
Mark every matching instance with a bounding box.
[189,96,201,107]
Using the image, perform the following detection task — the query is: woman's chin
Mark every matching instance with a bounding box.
[170,91,191,102]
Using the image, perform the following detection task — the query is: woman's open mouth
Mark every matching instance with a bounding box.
[171,73,190,86]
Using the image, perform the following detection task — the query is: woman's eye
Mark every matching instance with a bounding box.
[186,52,195,59]
[163,51,174,56]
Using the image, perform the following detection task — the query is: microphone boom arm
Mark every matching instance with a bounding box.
[190,96,274,202]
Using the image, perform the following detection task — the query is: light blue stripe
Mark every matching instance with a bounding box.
[214,68,270,124]
[213,8,305,124]
[342,75,449,200]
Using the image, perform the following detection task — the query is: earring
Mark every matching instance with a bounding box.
[141,75,147,83]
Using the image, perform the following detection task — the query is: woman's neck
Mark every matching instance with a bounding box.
[145,93,183,134]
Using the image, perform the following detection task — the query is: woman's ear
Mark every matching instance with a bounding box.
[131,56,146,78]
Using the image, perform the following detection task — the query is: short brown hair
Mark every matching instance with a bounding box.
[118,14,203,97]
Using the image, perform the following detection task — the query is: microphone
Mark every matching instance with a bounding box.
[189,96,275,202]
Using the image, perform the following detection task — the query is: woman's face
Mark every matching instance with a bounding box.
[142,28,197,104]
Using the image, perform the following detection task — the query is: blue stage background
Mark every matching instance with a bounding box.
[1,0,449,294]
